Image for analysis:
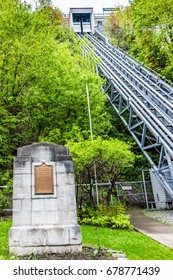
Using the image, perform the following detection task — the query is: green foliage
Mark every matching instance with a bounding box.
[0,191,8,211]
[68,137,135,181]
[0,0,112,183]
[0,186,12,212]
[69,137,135,206]
[104,6,134,51]
[105,0,173,81]
[0,218,17,260]
[80,214,131,229]
[78,203,132,230]
[27,253,37,260]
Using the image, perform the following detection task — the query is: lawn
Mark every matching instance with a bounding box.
[81,225,173,260]
[0,218,13,260]
[1,218,173,260]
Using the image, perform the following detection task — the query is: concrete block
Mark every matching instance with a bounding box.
[64,161,74,173]
[57,196,76,211]
[69,226,82,245]
[12,211,31,226]
[9,244,82,256]
[13,156,31,174]
[22,200,31,212]
[56,174,66,188]
[20,228,46,246]
[66,185,76,197]
[57,197,69,211]
[46,212,59,225]
[9,227,22,247]
[18,143,68,161]
[66,173,75,185]
[58,211,77,225]
[46,226,69,245]
[9,225,81,251]
[57,185,65,197]
[32,211,59,225]
[55,155,72,161]
[45,199,58,211]
[12,200,22,212]
[32,199,45,211]
[68,196,77,211]
[32,211,46,225]
[56,162,66,173]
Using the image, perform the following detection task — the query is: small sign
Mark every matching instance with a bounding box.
[35,163,54,194]
[103,8,116,12]
[122,186,132,191]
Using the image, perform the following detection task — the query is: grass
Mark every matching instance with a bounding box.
[82,225,173,260]
[1,218,173,260]
[0,218,13,260]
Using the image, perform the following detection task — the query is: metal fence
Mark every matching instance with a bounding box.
[76,180,154,208]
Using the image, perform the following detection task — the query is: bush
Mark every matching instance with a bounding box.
[0,186,12,213]
[78,202,133,230]
[0,191,9,211]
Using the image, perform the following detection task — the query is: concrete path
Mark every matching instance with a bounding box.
[127,209,173,249]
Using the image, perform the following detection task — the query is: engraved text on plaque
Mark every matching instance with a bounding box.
[35,163,54,194]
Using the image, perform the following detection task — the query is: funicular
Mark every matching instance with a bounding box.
[69,8,95,34]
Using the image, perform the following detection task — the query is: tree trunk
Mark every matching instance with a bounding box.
[106,173,117,207]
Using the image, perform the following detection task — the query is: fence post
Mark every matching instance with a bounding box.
[142,170,149,208]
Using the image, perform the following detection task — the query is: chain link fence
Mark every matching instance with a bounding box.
[76,180,154,209]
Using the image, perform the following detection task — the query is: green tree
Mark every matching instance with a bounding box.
[0,0,112,184]
[68,137,135,206]
[105,0,173,81]
[104,5,134,51]
[130,0,173,79]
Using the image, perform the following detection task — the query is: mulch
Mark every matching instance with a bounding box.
[22,246,117,260]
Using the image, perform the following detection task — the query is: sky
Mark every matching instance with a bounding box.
[23,0,129,14]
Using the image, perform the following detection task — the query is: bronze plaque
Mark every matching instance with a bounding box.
[35,163,54,194]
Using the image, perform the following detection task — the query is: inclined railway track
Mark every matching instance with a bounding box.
[79,32,173,200]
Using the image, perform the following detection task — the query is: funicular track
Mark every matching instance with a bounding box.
[78,31,173,207]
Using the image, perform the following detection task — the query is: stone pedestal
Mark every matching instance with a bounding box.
[9,143,82,256]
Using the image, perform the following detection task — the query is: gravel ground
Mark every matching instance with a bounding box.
[145,210,173,225]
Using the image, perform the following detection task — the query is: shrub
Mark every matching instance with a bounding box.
[0,186,12,213]
[78,202,133,230]
[0,191,9,212]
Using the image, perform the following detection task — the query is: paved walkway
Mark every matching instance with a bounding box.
[127,209,173,249]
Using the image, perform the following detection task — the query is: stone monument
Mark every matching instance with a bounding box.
[9,142,82,256]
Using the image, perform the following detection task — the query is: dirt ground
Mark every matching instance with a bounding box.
[22,246,117,260]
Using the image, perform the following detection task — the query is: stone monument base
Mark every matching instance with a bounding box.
[9,143,82,256]
[9,224,82,256]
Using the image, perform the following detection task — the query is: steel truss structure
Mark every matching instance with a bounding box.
[79,30,173,208]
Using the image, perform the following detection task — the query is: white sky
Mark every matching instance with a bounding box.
[23,0,129,14]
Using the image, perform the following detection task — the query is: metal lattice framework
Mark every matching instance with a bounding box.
[79,30,173,204]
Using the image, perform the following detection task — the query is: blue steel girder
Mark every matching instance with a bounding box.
[79,33,173,198]
[103,80,161,163]
[104,79,173,197]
